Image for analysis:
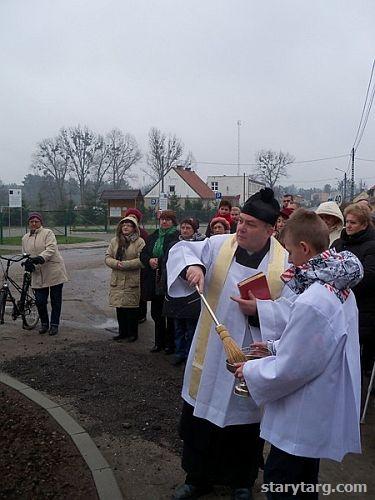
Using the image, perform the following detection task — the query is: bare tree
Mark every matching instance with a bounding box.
[147,127,184,191]
[60,125,102,206]
[106,128,141,189]
[31,137,69,205]
[254,150,295,189]
[181,150,196,168]
[89,134,110,202]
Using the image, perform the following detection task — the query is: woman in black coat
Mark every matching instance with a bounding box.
[140,210,179,353]
[332,203,375,374]
[163,218,206,365]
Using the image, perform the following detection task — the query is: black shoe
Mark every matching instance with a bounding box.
[172,356,185,366]
[231,488,253,500]
[150,345,162,353]
[49,325,58,336]
[39,324,49,335]
[125,336,138,343]
[138,317,147,324]
[164,347,175,355]
[112,335,126,342]
[172,483,212,499]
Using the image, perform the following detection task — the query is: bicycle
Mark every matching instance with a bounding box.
[0,254,39,330]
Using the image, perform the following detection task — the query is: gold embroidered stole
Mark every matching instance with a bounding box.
[267,236,287,300]
[189,235,238,399]
[188,235,286,400]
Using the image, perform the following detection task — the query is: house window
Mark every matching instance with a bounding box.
[211,181,218,191]
[169,185,175,193]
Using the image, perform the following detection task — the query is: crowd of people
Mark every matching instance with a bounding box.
[22,190,374,499]
[100,191,373,499]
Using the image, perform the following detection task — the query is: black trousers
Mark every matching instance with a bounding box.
[263,445,320,499]
[116,307,138,338]
[34,283,63,327]
[179,402,261,489]
[138,299,148,321]
[150,295,174,349]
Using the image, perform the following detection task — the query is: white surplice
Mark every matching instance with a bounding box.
[167,234,290,428]
[244,282,361,461]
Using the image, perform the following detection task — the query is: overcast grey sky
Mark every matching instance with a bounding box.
[1,0,375,189]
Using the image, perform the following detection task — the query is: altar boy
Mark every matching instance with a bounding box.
[235,209,363,499]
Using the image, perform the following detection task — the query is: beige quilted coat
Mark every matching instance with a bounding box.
[105,216,145,308]
[21,227,68,289]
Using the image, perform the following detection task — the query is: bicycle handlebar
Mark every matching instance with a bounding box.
[0,253,30,263]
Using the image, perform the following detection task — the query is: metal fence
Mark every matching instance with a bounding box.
[0,207,108,244]
[0,206,218,244]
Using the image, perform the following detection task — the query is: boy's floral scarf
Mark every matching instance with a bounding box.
[281,249,363,303]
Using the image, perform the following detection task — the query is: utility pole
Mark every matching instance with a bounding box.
[351,148,355,200]
[335,167,347,203]
[237,120,241,176]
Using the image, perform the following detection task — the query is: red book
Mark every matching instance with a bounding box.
[237,272,271,300]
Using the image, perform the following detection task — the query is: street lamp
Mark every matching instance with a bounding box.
[335,168,347,202]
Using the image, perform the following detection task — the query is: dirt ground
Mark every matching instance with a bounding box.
[0,245,374,499]
[0,383,98,500]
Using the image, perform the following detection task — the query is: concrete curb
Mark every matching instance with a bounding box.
[0,372,123,500]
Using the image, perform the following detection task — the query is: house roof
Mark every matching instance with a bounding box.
[174,167,215,199]
[100,189,143,201]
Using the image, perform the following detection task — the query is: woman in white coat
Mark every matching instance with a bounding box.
[22,212,68,336]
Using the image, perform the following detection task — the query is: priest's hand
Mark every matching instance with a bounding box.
[234,362,246,379]
[186,265,204,292]
[230,290,257,316]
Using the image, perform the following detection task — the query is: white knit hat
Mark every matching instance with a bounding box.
[315,201,344,226]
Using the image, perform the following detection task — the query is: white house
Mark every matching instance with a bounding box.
[206,175,265,206]
[144,166,216,210]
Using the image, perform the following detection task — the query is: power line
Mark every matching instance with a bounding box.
[192,153,348,167]
[355,85,375,151]
[353,58,375,151]
[291,177,339,185]
[291,174,375,186]
[290,154,348,165]
[357,157,375,162]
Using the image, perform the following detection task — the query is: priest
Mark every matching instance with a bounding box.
[167,188,291,500]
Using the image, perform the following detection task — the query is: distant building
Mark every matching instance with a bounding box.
[206,175,265,206]
[311,190,341,207]
[144,166,216,210]
[354,185,375,203]
[100,189,143,222]
[292,194,305,206]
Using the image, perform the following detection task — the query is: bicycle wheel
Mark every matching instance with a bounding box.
[0,289,7,324]
[22,296,39,330]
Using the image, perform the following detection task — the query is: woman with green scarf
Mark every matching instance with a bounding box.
[140,210,179,353]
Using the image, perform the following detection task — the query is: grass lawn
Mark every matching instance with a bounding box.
[70,227,107,232]
[0,248,20,256]
[0,235,97,246]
